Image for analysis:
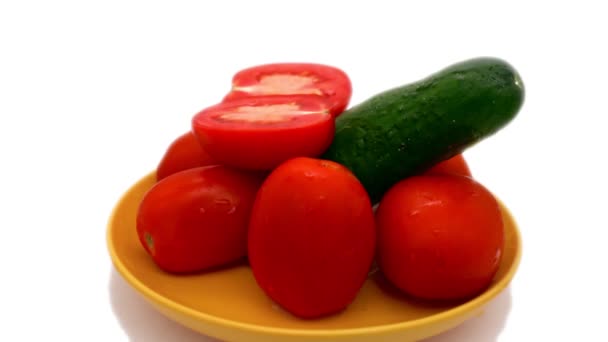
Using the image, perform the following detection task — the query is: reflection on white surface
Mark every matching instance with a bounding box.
[109,268,511,342]
[109,269,220,342]
[423,287,512,341]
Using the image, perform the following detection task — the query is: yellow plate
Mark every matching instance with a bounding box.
[107,172,522,342]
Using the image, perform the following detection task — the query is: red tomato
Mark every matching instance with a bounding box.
[248,157,376,319]
[156,131,217,181]
[223,63,352,117]
[192,96,334,171]
[137,166,263,274]
[424,154,472,177]
[376,175,504,301]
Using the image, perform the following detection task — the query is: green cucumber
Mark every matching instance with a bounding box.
[322,57,525,203]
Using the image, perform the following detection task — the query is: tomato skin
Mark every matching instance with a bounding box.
[424,154,472,177]
[192,96,335,171]
[137,166,263,274]
[223,63,352,116]
[156,131,217,181]
[248,157,376,318]
[376,175,504,301]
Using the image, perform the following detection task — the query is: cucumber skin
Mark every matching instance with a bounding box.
[322,57,525,203]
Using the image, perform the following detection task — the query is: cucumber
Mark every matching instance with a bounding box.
[322,57,525,203]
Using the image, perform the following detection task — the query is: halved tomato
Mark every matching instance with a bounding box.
[192,95,334,171]
[222,63,352,117]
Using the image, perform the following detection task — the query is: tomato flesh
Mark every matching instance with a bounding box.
[192,96,334,170]
[223,63,352,116]
[234,74,322,96]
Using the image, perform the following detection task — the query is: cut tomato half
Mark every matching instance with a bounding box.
[222,63,352,117]
[192,95,335,170]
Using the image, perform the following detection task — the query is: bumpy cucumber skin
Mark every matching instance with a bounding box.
[322,57,525,203]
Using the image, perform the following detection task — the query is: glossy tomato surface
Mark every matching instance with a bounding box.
[424,154,472,177]
[223,63,352,116]
[137,166,263,274]
[192,96,334,171]
[376,175,504,301]
[248,157,376,319]
[156,131,217,181]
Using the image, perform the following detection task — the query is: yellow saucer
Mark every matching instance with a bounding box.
[107,172,522,342]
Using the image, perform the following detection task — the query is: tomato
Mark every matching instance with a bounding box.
[136,166,263,274]
[424,154,472,177]
[156,131,217,181]
[376,175,504,301]
[192,96,334,171]
[223,63,352,117]
[248,157,376,319]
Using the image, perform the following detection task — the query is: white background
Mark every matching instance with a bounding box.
[1,1,606,341]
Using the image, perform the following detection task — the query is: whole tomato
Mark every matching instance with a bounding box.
[156,131,217,181]
[424,154,472,177]
[248,157,376,318]
[376,175,504,301]
[137,166,263,273]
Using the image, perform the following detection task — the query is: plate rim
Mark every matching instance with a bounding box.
[107,171,522,338]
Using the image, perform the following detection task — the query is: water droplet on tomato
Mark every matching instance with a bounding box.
[468,190,481,197]
[214,198,231,206]
[493,249,502,266]
[304,171,316,179]
[214,198,236,214]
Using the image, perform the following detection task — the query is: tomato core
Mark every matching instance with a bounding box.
[234,74,322,96]
[216,103,311,124]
